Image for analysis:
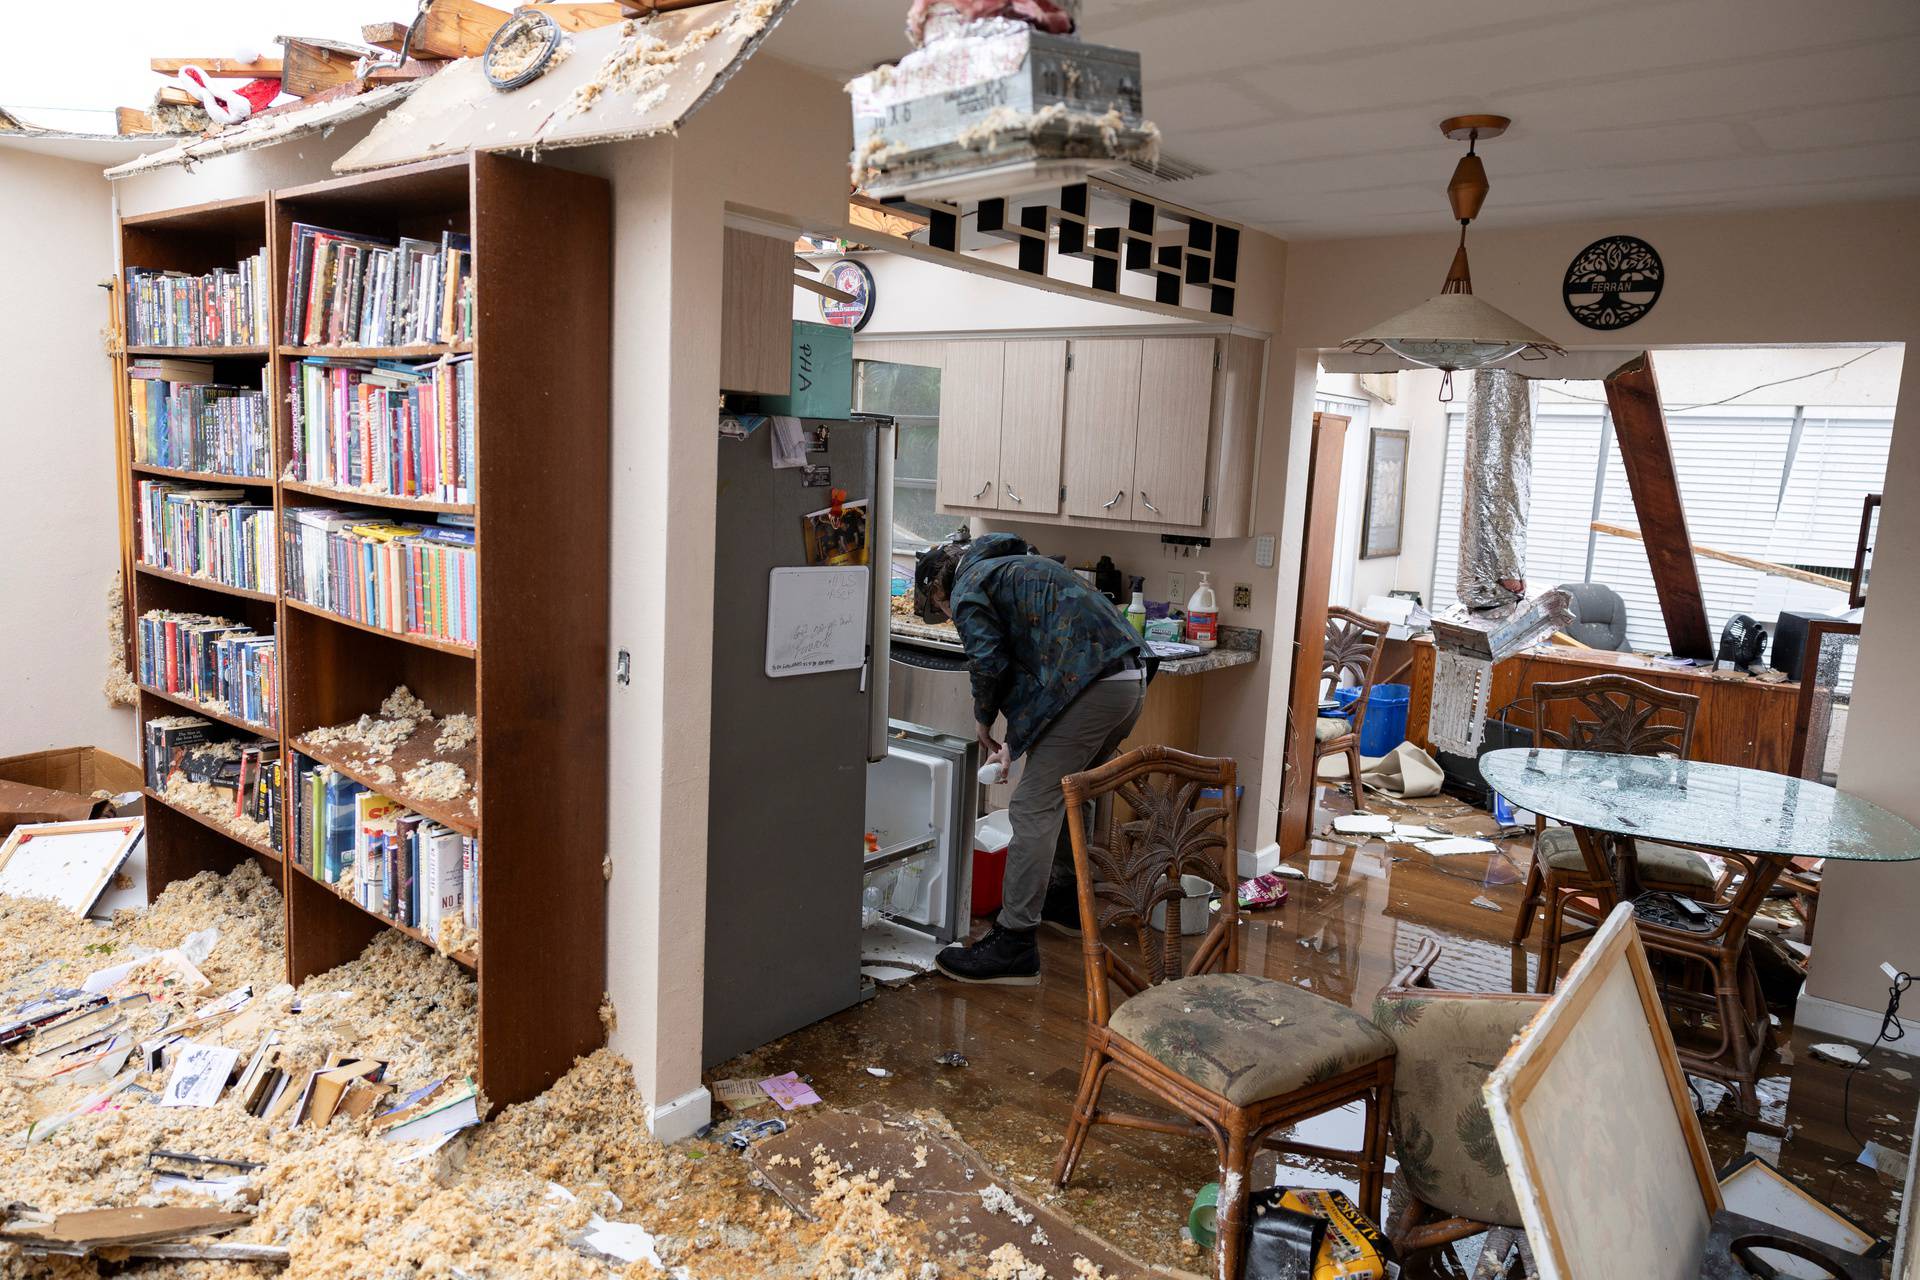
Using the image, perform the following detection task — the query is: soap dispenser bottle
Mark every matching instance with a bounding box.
[1187,571,1218,650]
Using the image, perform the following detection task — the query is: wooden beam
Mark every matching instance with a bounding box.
[278,38,366,97]
[412,0,513,59]
[792,273,857,304]
[360,21,416,53]
[149,57,283,78]
[524,3,629,30]
[1590,522,1854,593]
[154,86,198,106]
[116,107,157,135]
[1603,354,1715,658]
[362,60,442,84]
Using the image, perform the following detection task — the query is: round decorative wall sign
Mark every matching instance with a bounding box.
[1562,235,1663,330]
[818,258,876,332]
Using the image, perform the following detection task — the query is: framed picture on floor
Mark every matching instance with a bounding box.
[1360,428,1409,559]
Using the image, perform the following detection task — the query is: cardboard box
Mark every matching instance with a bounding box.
[0,747,144,841]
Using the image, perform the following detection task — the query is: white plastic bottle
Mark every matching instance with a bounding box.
[1186,571,1218,650]
[1124,588,1147,635]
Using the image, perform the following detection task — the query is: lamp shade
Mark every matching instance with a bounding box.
[1341,292,1564,372]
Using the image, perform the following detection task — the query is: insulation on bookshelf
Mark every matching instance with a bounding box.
[144,715,282,851]
[290,752,479,951]
[282,508,476,647]
[285,222,473,348]
[125,253,271,348]
[136,480,277,593]
[130,359,271,478]
[288,355,474,502]
[136,609,277,730]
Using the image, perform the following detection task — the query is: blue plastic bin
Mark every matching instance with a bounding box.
[1331,683,1411,758]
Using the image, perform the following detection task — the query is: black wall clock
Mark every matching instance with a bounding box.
[1563,235,1663,330]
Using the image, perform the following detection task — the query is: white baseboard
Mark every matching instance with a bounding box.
[1794,993,1920,1057]
[647,1084,712,1141]
[1238,843,1280,880]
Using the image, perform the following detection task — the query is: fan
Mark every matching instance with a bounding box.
[1717,614,1768,671]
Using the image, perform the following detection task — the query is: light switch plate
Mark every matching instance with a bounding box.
[1254,534,1275,568]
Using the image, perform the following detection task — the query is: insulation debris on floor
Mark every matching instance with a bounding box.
[1,863,1152,1279]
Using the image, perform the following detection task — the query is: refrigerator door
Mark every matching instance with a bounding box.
[703,416,877,1068]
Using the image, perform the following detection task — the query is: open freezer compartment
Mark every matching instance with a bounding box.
[861,722,977,984]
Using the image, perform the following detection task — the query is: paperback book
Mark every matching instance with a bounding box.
[125,252,271,348]
[284,223,473,349]
[281,507,476,647]
[129,360,271,479]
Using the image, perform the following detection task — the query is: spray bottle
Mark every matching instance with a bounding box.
[1124,576,1147,635]
[1186,571,1218,650]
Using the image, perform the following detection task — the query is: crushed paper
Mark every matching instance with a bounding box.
[103,571,138,708]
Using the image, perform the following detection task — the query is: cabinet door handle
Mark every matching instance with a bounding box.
[1102,488,1125,510]
[1005,484,1023,503]
[1139,491,1160,514]
[973,479,993,499]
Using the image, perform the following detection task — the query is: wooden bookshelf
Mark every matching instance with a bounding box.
[115,154,611,1106]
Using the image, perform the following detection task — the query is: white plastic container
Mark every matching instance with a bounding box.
[1186,571,1219,650]
[1147,874,1220,936]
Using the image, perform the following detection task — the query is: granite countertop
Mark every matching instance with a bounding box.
[888,618,1259,677]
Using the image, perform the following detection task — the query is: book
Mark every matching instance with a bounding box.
[288,356,474,502]
[376,1076,479,1144]
[281,505,477,646]
[129,363,270,478]
[134,609,276,729]
[284,223,473,348]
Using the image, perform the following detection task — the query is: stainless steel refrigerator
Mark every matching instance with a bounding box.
[702,363,976,1069]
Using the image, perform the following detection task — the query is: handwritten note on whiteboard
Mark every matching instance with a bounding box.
[766,566,869,678]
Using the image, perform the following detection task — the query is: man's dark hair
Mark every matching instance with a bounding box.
[915,541,968,600]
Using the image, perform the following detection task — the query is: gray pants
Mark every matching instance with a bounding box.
[999,677,1147,931]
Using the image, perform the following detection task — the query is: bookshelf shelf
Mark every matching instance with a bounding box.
[143,786,282,862]
[138,683,276,736]
[280,343,473,359]
[135,561,278,603]
[279,479,476,517]
[117,153,610,1107]
[286,861,479,970]
[131,461,275,488]
[283,598,477,658]
[128,345,270,358]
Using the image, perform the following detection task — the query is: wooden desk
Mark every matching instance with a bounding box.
[1399,639,1802,773]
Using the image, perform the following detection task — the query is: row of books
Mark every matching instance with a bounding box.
[126,252,272,349]
[285,222,473,349]
[282,508,476,648]
[288,356,475,503]
[137,481,277,594]
[290,752,479,941]
[143,717,282,845]
[129,359,271,479]
[135,609,277,730]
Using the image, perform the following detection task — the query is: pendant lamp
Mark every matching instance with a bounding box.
[1341,116,1563,399]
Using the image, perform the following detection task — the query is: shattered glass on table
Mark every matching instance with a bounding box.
[1479,748,1920,861]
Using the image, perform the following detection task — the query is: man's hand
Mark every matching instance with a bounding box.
[977,724,1009,778]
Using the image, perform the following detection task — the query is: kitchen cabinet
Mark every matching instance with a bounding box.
[1129,336,1216,527]
[1061,338,1144,520]
[936,340,1005,510]
[719,228,793,395]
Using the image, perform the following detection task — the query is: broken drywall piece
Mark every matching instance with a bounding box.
[333,0,799,172]
[1331,814,1393,835]
[0,1206,251,1252]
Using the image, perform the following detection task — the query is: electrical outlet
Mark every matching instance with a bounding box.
[1168,571,1185,604]
[1234,583,1252,610]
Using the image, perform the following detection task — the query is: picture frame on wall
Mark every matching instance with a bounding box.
[1360,428,1409,559]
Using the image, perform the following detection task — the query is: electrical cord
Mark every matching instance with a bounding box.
[1840,966,1910,1147]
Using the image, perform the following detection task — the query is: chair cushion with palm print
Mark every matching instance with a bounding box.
[1371,992,1536,1227]
[1315,716,1351,742]
[1107,973,1395,1107]
[1536,826,1715,889]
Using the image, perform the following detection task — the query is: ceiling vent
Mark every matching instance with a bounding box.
[1095,151,1213,189]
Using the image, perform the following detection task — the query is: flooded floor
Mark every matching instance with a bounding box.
[722,784,1914,1273]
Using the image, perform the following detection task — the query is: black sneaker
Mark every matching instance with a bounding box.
[935,924,1041,985]
[1040,884,1083,937]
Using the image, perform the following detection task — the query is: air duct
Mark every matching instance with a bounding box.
[1457,369,1533,612]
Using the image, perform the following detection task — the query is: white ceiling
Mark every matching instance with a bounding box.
[766,0,1920,239]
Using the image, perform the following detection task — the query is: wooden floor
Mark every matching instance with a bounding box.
[721,783,1916,1273]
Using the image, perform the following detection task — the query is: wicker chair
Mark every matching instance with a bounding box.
[1052,747,1396,1280]
[1374,938,1546,1268]
[1313,608,1390,810]
[1509,674,1728,992]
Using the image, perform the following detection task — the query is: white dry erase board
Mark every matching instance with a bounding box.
[0,818,146,917]
[766,566,868,678]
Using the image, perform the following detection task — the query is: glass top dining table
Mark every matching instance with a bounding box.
[1478,748,1920,863]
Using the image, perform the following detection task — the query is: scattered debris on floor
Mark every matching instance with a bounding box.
[103,572,139,709]
[299,686,478,817]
